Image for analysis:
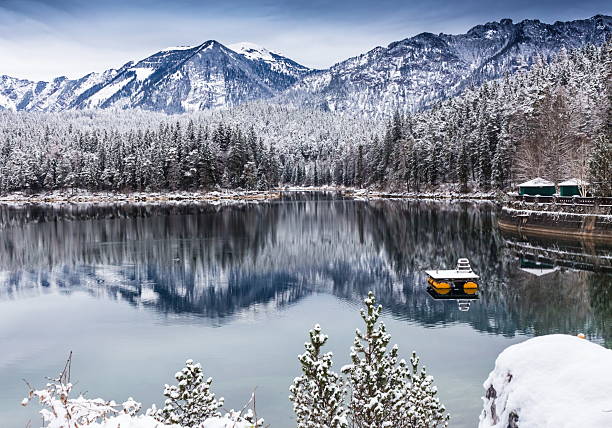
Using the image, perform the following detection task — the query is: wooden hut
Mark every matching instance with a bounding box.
[559,179,588,196]
[518,178,556,196]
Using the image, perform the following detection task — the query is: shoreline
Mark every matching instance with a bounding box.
[0,187,498,205]
[0,190,283,205]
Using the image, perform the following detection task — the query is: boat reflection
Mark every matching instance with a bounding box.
[426,286,479,311]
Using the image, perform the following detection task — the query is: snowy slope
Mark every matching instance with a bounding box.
[284,15,611,116]
[479,335,612,428]
[228,42,311,78]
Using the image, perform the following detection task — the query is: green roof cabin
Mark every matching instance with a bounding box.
[558,178,588,197]
[518,178,556,196]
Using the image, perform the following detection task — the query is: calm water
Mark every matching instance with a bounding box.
[0,193,610,427]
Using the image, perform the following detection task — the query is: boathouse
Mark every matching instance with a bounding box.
[559,178,588,197]
[518,178,556,196]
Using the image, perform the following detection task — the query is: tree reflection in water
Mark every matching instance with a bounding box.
[0,192,610,346]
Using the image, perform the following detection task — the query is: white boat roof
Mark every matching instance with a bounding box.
[425,269,479,280]
[518,177,555,187]
[558,178,589,186]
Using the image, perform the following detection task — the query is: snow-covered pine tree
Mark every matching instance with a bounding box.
[153,359,224,427]
[342,292,449,428]
[491,120,514,190]
[289,324,348,428]
[405,352,449,427]
[589,135,612,196]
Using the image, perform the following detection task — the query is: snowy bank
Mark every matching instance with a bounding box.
[479,335,612,428]
[0,189,281,205]
[343,188,497,201]
[87,414,177,428]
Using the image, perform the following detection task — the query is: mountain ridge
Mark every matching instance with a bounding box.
[0,14,609,114]
[282,14,611,115]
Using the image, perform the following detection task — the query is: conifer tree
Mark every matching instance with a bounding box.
[405,352,450,427]
[154,359,224,427]
[342,292,449,428]
[289,324,348,428]
[589,135,612,196]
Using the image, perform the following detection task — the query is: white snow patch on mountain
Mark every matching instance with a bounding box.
[228,42,278,61]
[86,78,131,107]
[132,67,155,81]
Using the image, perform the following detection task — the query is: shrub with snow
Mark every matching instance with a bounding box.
[22,371,142,428]
[24,358,263,428]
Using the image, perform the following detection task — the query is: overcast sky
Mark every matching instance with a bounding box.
[0,0,609,81]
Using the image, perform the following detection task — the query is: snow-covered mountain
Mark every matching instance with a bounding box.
[0,15,609,114]
[284,14,611,115]
[0,41,311,113]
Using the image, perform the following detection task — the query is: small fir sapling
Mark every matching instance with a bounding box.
[289,324,348,428]
[152,359,224,426]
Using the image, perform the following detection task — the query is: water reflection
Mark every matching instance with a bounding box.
[426,287,479,312]
[0,192,610,346]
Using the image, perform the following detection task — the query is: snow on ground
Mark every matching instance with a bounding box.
[201,417,254,428]
[87,415,175,428]
[0,187,498,206]
[502,206,612,220]
[479,334,612,428]
[87,415,253,428]
[0,189,282,205]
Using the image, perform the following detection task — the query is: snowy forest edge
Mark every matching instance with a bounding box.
[0,42,610,198]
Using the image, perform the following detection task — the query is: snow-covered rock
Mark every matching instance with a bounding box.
[479,334,612,428]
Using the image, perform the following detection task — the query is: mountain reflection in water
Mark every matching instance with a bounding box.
[0,192,610,347]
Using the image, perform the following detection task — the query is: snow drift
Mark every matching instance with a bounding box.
[88,415,253,428]
[479,334,612,428]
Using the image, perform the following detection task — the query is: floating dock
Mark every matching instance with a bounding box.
[425,258,479,291]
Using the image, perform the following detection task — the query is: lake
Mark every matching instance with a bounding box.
[0,192,610,427]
